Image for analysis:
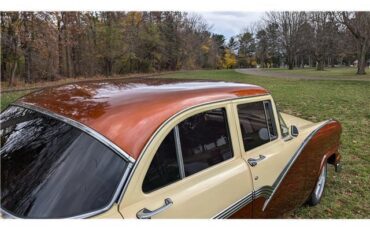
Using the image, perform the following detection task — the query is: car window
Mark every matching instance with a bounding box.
[237,101,278,151]
[142,130,180,193]
[0,106,129,218]
[178,108,233,176]
[142,108,233,192]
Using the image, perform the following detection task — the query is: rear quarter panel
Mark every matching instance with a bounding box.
[252,119,342,218]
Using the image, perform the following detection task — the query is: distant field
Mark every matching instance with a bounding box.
[0,68,369,218]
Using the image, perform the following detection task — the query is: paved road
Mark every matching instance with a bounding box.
[235,68,370,81]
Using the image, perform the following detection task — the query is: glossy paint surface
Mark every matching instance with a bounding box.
[246,120,341,218]
[19,78,268,159]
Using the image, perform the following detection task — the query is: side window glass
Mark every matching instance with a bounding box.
[178,108,233,176]
[142,130,180,193]
[237,101,277,151]
[142,108,233,192]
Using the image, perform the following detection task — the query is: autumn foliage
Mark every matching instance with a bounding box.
[1,12,237,86]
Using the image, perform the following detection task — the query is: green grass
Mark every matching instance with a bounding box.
[164,69,370,218]
[1,90,33,111]
[0,69,369,218]
[264,67,370,79]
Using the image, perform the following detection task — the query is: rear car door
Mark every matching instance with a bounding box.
[119,103,254,218]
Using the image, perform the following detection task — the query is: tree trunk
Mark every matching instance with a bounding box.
[1,13,7,81]
[24,50,32,83]
[1,60,6,81]
[23,12,33,83]
[300,57,304,68]
[63,13,73,77]
[8,13,20,87]
[316,57,325,71]
[9,61,17,87]
[57,13,64,76]
[287,49,294,70]
[357,40,367,75]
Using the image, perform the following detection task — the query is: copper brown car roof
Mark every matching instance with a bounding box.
[18,78,269,160]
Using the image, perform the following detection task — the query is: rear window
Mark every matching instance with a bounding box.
[0,106,129,218]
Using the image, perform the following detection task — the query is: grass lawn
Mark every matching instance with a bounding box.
[0,69,369,218]
[1,90,33,111]
[263,67,370,80]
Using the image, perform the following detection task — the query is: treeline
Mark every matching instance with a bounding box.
[1,12,237,86]
[1,12,370,87]
[236,11,370,74]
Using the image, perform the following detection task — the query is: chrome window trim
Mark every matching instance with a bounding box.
[174,126,186,179]
[118,94,270,217]
[2,102,135,219]
[263,100,277,140]
[262,101,272,141]
[262,119,333,211]
[277,111,290,139]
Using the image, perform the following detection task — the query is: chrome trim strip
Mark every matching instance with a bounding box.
[254,186,274,199]
[117,163,135,204]
[213,192,253,219]
[212,185,274,219]
[117,94,270,216]
[174,126,185,179]
[12,102,135,163]
[3,102,135,219]
[262,119,333,211]
[0,208,19,219]
[262,101,272,141]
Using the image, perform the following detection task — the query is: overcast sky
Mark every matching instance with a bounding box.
[197,12,265,41]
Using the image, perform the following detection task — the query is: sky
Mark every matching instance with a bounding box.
[198,12,265,41]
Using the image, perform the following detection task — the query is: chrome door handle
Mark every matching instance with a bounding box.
[136,198,173,219]
[247,155,266,167]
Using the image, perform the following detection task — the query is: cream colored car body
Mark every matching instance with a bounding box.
[88,95,323,219]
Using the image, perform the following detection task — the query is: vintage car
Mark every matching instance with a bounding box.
[0,78,342,219]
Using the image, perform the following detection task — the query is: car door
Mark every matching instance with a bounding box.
[231,95,303,217]
[119,102,254,219]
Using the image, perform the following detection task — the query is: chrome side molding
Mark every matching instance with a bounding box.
[213,186,274,219]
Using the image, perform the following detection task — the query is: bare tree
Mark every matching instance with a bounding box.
[309,12,336,71]
[336,12,370,74]
[266,11,307,70]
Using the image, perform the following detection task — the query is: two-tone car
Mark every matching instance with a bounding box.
[0,78,342,219]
